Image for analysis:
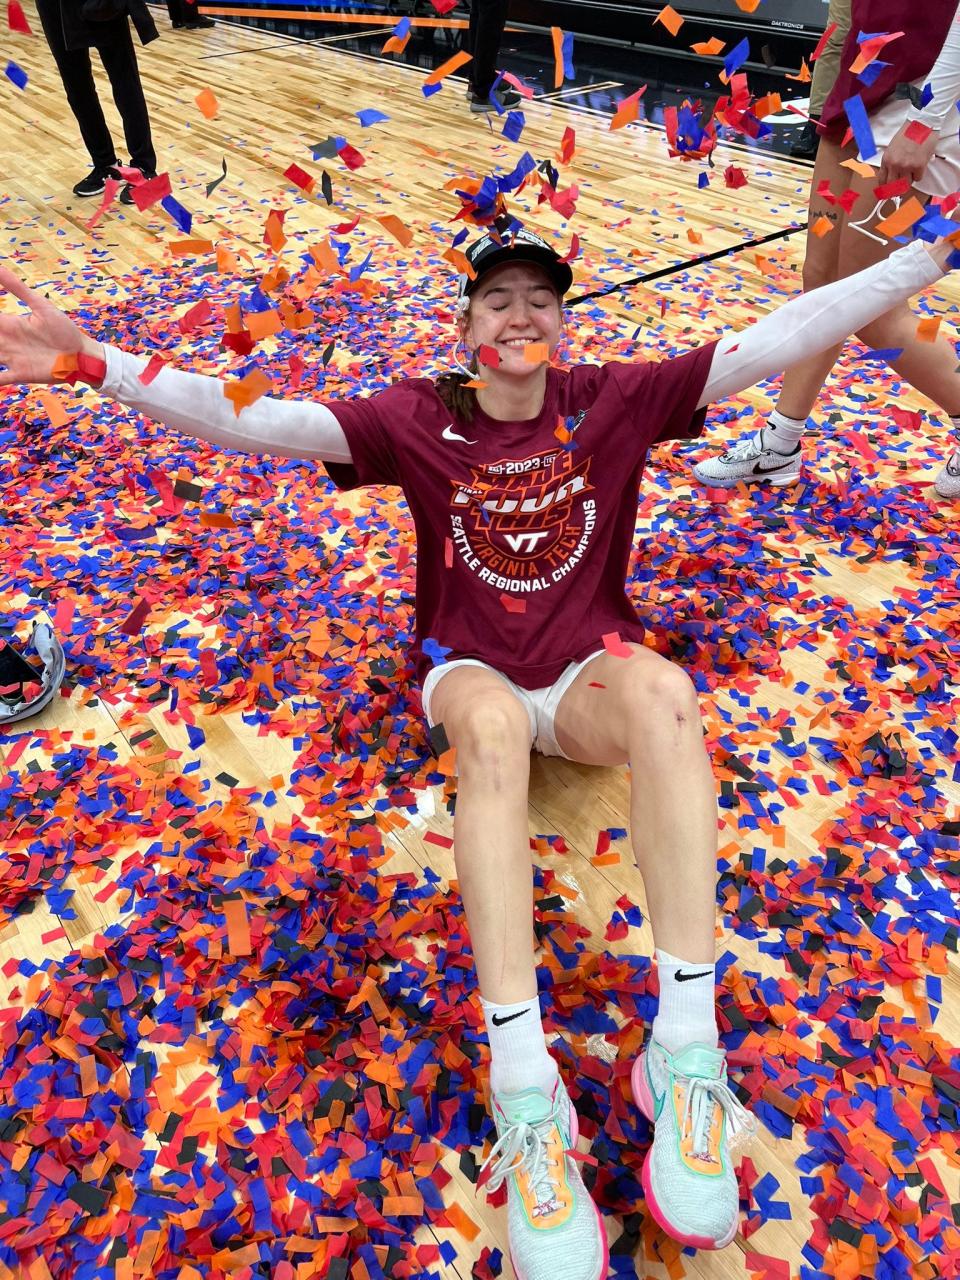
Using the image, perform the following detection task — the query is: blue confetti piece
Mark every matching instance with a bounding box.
[844,93,878,160]
[392,15,410,37]
[356,108,390,127]
[5,61,27,90]
[502,110,525,142]
[723,37,749,79]
[421,637,452,665]
[561,30,575,81]
[698,171,710,188]
[160,194,192,234]
[422,82,442,98]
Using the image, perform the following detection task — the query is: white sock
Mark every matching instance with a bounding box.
[481,995,559,1097]
[763,408,806,453]
[651,948,719,1055]
[950,414,960,441]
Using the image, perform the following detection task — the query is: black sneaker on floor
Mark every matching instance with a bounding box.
[72,165,119,198]
[119,171,157,206]
[185,14,215,26]
[468,84,523,113]
[790,118,820,160]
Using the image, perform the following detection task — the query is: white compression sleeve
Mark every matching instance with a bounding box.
[906,6,960,130]
[98,346,353,463]
[699,239,946,408]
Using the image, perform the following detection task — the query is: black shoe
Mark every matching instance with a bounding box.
[171,19,186,26]
[790,118,820,160]
[184,14,215,26]
[72,165,118,198]
[468,84,522,113]
[118,170,157,205]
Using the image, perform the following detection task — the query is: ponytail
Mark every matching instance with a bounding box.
[434,372,478,423]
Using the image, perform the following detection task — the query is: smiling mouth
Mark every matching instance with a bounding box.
[501,338,539,347]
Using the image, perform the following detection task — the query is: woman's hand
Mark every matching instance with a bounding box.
[877,120,939,188]
[0,266,104,387]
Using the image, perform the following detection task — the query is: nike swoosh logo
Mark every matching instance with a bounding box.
[675,970,714,983]
[491,1009,529,1026]
[751,457,796,474]
[442,424,477,444]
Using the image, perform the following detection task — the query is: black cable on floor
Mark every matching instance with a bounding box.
[566,220,808,307]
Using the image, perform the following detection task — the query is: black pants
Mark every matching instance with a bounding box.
[36,0,156,174]
[166,0,201,25]
[468,0,509,99]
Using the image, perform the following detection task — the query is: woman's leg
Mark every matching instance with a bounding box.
[428,665,536,1005]
[552,645,716,967]
[774,134,856,421]
[552,645,751,1251]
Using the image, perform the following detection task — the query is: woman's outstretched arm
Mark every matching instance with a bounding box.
[0,267,352,464]
[698,237,950,408]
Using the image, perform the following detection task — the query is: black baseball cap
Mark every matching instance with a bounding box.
[458,223,573,299]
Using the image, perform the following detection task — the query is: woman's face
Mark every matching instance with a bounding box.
[463,262,562,376]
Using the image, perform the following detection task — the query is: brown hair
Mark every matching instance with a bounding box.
[434,371,478,423]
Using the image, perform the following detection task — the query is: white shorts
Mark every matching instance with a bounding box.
[420,650,605,759]
[869,85,960,199]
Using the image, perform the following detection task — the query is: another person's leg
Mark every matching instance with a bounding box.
[693,134,852,487]
[467,0,519,111]
[791,0,850,158]
[552,645,754,1251]
[97,27,157,179]
[35,0,119,194]
[426,663,606,1280]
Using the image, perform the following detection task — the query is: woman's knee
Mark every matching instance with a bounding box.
[854,308,902,350]
[623,658,702,739]
[448,694,532,783]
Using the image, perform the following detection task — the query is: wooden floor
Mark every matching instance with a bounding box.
[1,7,959,1279]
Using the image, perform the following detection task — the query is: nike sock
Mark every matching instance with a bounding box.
[481,994,559,1097]
[763,409,806,454]
[651,948,719,1055]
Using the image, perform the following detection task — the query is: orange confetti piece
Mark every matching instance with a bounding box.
[690,36,725,55]
[382,31,410,54]
[443,246,475,278]
[35,389,70,428]
[654,4,684,37]
[786,58,812,82]
[442,1201,481,1241]
[610,86,646,130]
[811,215,834,238]
[224,897,252,955]
[245,308,282,340]
[733,0,761,10]
[550,26,565,88]
[423,49,471,86]
[875,195,925,238]
[377,214,413,247]
[194,88,219,119]
[841,157,877,178]
[169,238,215,257]
[223,369,273,417]
[522,342,549,363]
[916,317,941,342]
[79,1054,99,1096]
[687,228,703,244]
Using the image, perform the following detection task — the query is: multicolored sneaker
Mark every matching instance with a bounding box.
[631,1039,756,1250]
[691,428,802,488]
[934,447,960,498]
[479,1073,608,1280]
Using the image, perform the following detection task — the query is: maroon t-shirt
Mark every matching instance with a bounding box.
[324,343,717,690]
[819,0,956,139]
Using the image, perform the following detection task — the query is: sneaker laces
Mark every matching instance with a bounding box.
[679,1074,757,1159]
[720,430,764,463]
[479,1103,564,1211]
